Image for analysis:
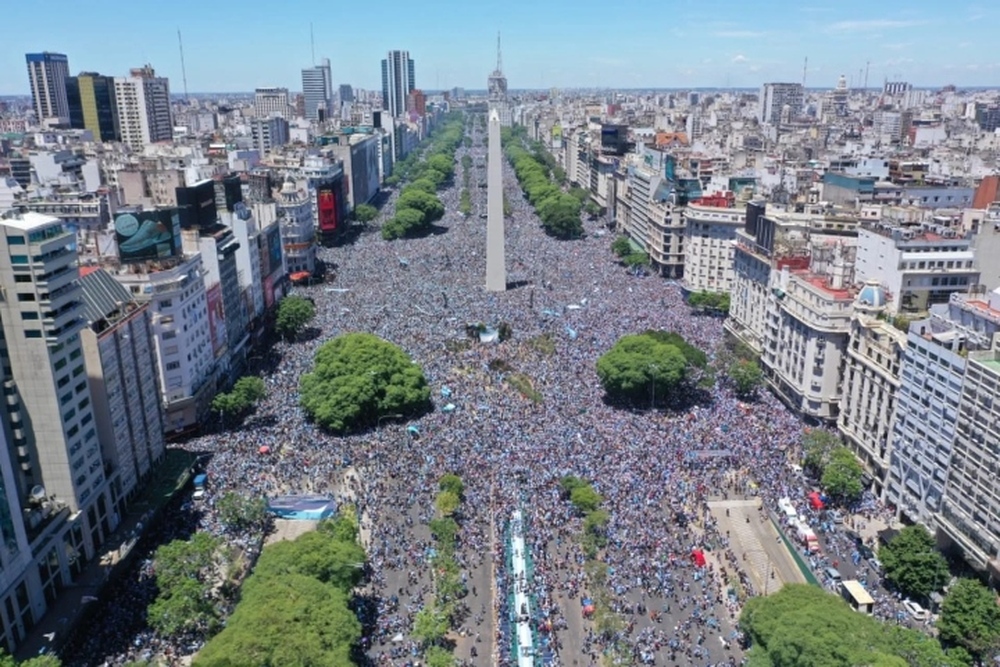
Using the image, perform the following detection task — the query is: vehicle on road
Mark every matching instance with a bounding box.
[903,599,929,621]
[795,521,821,553]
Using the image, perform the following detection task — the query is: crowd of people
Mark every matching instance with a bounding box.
[71,118,899,667]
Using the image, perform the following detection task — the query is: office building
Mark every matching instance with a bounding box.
[250,117,289,155]
[66,73,119,142]
[758,82,803,125]
[838,282,907,496]
[78,268,164,503]
[381,50,415,118]
[338,84,354,103]
[114,65,172,150]
[253,87,289,119]
[25,52,70,126]
[682,195,745,294]
[301,59,332,121]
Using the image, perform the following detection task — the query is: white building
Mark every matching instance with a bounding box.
[276,178,317,275]
[838,282,907,496]
[381,50,415,119]
[114,65,172,151]
[301,58,333,121]
[228,203,269,324]
[113,255,215,433]
[25,52,70,126]
[682,200,744,294]
[254,87,289,119]
[250,117,289,155]
[854,220,979,316]
[758,83,803,125]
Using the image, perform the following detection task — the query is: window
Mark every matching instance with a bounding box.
[14,274,32,283]
[20,311,38,320]
[9,255,28,265]
[16,293,35,302]
[24,330,42,339]
[7,235,24,245]
[165,361,180,371]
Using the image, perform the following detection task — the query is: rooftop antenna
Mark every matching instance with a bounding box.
[177,29,189,101]
[802,56,808,88]
[310,23,316,66]
[496,31,502,73]
[864,61,870,90]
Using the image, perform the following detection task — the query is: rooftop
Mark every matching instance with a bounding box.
[0,211,61,232]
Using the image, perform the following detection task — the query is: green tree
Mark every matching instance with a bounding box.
[802,429,841,476]
[584,200,602,217]
[429,517,459,546]
[879,525,950,600]
[397,189,445,223]
[408,178,439,195]
[354,203,378,223]
[458,189,472,216]
[622,251,649,268]
[821,447,865,501]
[425,646,456,667]
[253,530,365,591]
[938,578,1000,660]
[728,358,764,400]
[211,390,244,419]
[570,485,603,514]
[275,295,316,340]
[384,173,401,187]
[596,331,694,407]
[216,491,269,533]
[0,655,63,667]
[232,376,266,405]
[382,207,427,240]
[435,490,460,517]
[439,473,464,498]
[413,606,449,646]
[559,475,585,497]
[611,236,633,258]
[148,532,223,637]
[426,154,455,181]
[299,333,431,433]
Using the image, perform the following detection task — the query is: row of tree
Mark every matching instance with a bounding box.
[299,333,431,434]
[194,515,367,665]
[413,475,468,667]
[687,289,731,315]
[382,117,464,240]
[501,126,584,239]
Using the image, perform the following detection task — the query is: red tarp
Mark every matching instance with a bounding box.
[808,491,824,510]
[691,549,707,567]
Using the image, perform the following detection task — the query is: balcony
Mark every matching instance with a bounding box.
[36,264,76,293]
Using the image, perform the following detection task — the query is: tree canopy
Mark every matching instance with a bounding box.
[728,358,764,400]
[879,525,950,600]
[300,333,431,433]
[802,429,841,477]
[194,517,364,667]
[0,653,62,667]
[688,290,731,314]
[596,331,706,408]
[275,295,316,340]
[938,578,1000,661]
[503,130,583,240]
[821,447,864,502]
[353,203,378,223]
[211,375,267,419]
[148,532,223,638]
[740,584,962,667]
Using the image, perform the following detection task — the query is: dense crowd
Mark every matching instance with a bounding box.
[73,120,896,667]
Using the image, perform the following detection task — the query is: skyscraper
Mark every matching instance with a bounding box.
[114,65,172,150]
[487,34,512,127]
[301,58,332,121]
[25,52,71,125]
[338,84,354,104]
[757,82,804,125]
[66,72,120,142]
[381,50,415,118]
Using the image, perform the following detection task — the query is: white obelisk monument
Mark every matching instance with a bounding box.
[485,109,507,292]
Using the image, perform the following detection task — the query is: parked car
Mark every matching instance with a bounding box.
[903,599,929,621]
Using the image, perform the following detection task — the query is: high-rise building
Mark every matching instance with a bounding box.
[301,58,332,121]
[406,89,426,116]
[487,34,512,127]
[250,117,289,154]
[66,72,120,142]
[381,50,415,118]
[114,65,172,150]
[253,87,289,119]
[757,82,803,125]
[338,84,354,103]
[25,52,71,125]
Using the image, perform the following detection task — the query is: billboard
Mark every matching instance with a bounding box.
[175,180,217,229]
[317,186,338,234]
[205,283,227,359]
[266,226,283,276]
[114,209,182,263]
[264,275,275,309]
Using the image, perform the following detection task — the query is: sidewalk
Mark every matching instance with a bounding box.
[17,450,196,661]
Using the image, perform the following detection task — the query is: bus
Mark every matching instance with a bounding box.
[840,579,875,615]
[193,473,208,500]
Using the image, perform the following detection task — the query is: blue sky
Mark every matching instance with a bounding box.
[3,0,999,94]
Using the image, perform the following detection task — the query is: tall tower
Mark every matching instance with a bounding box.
[485,109,506,291]
[301,58,333,121]
[381,50,415,118]
[114,65,172,150]
[487,33,511,127]
[25,52,71,126]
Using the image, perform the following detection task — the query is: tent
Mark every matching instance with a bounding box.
[691,549,707,568]
[808,491,825,510]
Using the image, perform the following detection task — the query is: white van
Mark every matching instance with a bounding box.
[778,497,798,523]
[903,599,929,621]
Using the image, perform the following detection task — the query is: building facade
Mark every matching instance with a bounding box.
[114,66,172,150]
[66,73,119,142]
[250,117,289,155]
[301,59,332,121]
[25,53,70,126]
[381,50,415,119]
[682,198,744,294]
[277,179,316,275]
[758,82,803,125]
[253,87,289,119]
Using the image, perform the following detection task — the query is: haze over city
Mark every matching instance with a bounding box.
[3,0,1000,93]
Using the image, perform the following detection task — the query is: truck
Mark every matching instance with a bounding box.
[795,521,820,553]
[192,473,208,500]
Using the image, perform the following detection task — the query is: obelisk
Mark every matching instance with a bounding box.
[485,109,507,292]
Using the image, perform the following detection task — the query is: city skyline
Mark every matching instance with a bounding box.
[3,0,1000,95]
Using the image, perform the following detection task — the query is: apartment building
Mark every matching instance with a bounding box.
[854,219,980,316]
[682,195,745,294]
[253,87,289,119]
[762,243,856,422]
[114,66,172,151]
[78,269,164,504]
[277,179,317,275]
[838,282,907,496]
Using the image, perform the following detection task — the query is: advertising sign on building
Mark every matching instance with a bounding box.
[266,227,283,276]
[206,283,227,359]
[317,187,338,234]
[264,275,275,309]
[114,209,181,263]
